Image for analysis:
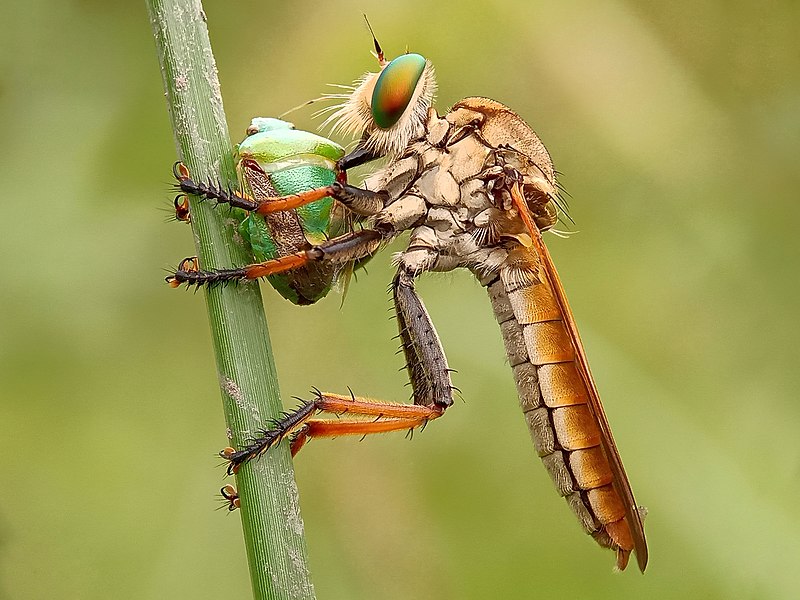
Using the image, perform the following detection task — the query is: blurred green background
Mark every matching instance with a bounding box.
[2,1,799,598]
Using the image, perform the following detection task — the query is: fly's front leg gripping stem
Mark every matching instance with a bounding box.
[167,228,386,287]
[172,162,260,212]
[174,161,387,218]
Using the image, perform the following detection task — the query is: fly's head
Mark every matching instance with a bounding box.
[323,28,437,158]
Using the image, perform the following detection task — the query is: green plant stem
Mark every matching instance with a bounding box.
[146,1,315,598]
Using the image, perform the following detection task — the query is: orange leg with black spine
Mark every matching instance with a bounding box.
[223,269,455,472]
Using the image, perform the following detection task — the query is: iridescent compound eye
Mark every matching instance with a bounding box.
[371,53,426,129]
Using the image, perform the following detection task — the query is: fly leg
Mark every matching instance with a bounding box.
[171,161,257,214]
[168,161,391,287]
[391,266,455,411]
[337,143,383,172]
[167,228,387,287]
[221,263,455,473]
[174,160,387,218]
[222,392,446,474]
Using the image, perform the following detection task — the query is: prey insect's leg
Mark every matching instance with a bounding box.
[167,228,386,287]
[174,160,387,218]
[221,261,456,472]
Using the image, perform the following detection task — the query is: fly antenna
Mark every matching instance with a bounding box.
[279,97,320,118]
[279,92,346,119]
[363,14,386,66]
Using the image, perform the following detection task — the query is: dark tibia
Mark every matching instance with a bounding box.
[393,270,455,409]
[327,182,388,216]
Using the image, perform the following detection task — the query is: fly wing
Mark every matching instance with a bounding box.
[531,230,648,571]
[510,183,648,571]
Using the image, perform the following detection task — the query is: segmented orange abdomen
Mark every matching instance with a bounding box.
[486,268,635,568]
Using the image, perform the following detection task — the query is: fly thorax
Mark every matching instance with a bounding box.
[363,153,421,201]
[412,135,493,209]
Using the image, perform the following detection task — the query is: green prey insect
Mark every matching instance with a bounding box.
[173,117,348,305]
[168,31,647,571]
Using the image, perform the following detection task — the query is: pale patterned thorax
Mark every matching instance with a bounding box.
[326,55,561,287]
[360,111,534,283]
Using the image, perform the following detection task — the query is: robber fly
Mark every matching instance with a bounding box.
[168,29,647,572]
